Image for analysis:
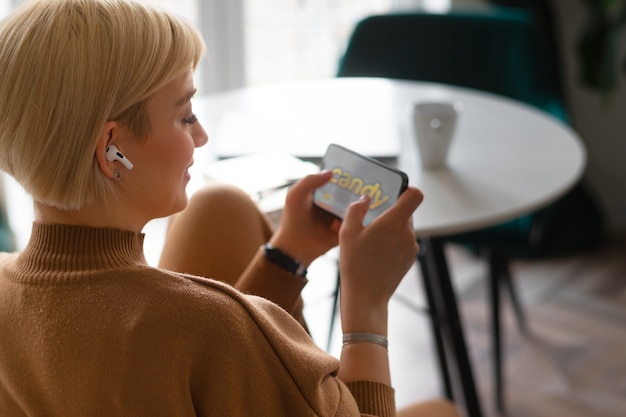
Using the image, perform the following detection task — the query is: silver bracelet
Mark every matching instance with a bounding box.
[342,332,388,350]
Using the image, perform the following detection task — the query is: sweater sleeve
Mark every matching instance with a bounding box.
[228,252,397,416]
[183,277,395,417]
[235,245,308,321]
[344,381,396,417]
[235,292,396,417]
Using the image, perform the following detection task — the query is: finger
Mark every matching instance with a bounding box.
[286,171,333,201]
[342,195,370,233]
[296,170,333,192]
[384,186,424,219]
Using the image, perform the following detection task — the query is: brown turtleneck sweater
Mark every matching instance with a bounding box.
[0,222,394,416]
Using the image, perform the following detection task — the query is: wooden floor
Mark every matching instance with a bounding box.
[302,232,626,417]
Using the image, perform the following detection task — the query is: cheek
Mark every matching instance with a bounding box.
[161,132,194,166]
[179,137,195,166]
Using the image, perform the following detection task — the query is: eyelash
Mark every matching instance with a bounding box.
[184,114,198,125]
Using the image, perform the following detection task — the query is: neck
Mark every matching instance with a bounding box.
[21,222,148,273]
[34,200,146,233]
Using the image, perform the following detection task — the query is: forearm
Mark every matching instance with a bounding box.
[337,301,392,385]
[338,342,392,386]
[235,246,308,316]
[339,309,395,416]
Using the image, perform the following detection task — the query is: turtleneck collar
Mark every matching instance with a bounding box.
[14,222,147,280]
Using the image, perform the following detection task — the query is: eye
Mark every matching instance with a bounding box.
[183,114,198,125]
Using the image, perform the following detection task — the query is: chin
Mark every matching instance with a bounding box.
[172,197,189,215]
[151,198,188,220]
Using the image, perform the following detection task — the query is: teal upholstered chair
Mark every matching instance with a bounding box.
[333,5,604,412]
[0,213,15,252]
[0,177,15,253]
[0,216,14,252]
[338,8,567,121]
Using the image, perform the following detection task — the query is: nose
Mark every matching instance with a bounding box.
[194,121,208,148]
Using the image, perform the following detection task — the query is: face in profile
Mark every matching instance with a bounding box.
[115,70,208,221]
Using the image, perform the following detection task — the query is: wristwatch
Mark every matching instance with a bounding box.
[263,243,308,277]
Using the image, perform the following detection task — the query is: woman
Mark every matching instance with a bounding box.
[0,0,458,415]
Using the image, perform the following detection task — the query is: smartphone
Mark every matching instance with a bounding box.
[313,144,409,226]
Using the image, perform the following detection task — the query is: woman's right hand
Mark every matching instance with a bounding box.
[338,186,423,335]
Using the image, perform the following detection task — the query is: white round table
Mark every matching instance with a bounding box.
[196,77,586,237]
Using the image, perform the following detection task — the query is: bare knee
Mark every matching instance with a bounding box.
[188,184,257,218]
[160,184,272,280]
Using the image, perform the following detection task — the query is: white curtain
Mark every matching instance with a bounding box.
[198,0,245,93]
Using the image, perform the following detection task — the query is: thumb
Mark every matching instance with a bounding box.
[288,171,333,198]
[342,195,371,232]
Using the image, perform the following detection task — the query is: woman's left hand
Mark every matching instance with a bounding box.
[269,171,340,266]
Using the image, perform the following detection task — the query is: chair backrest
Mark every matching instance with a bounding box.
[0,173,16,252]
[337,7,568,123]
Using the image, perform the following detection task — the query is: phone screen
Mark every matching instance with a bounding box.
[313,144,408,226]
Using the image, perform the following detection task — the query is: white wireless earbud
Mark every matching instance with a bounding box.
[105,145,134,170]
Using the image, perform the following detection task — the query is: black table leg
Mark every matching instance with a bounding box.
[418,237,483,417]
[417,241,453,400]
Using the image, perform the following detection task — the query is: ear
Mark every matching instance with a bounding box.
[95,121,119,179]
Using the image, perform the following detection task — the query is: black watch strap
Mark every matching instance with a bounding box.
[263,243,308,277]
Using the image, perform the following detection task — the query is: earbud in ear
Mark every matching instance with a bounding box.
[105,145,134,170]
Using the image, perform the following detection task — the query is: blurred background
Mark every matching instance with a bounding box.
[1,2,626,416]
[2,0,625,237]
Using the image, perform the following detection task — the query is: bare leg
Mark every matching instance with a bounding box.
[159,184,273,283]
[159,184,308,329]
[397,399,461,417]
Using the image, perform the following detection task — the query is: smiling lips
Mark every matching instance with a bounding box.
[184,160,194,181]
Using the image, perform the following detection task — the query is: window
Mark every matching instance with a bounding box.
[242,0,456,85]
[244,0,395,85]
[1,0,456,91]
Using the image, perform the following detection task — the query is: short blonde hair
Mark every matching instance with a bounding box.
[0,0,205,210]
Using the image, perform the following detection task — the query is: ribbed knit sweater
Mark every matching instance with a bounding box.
[0,222,395,416]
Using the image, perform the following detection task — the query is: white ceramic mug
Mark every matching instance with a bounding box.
[412,101,462,169]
